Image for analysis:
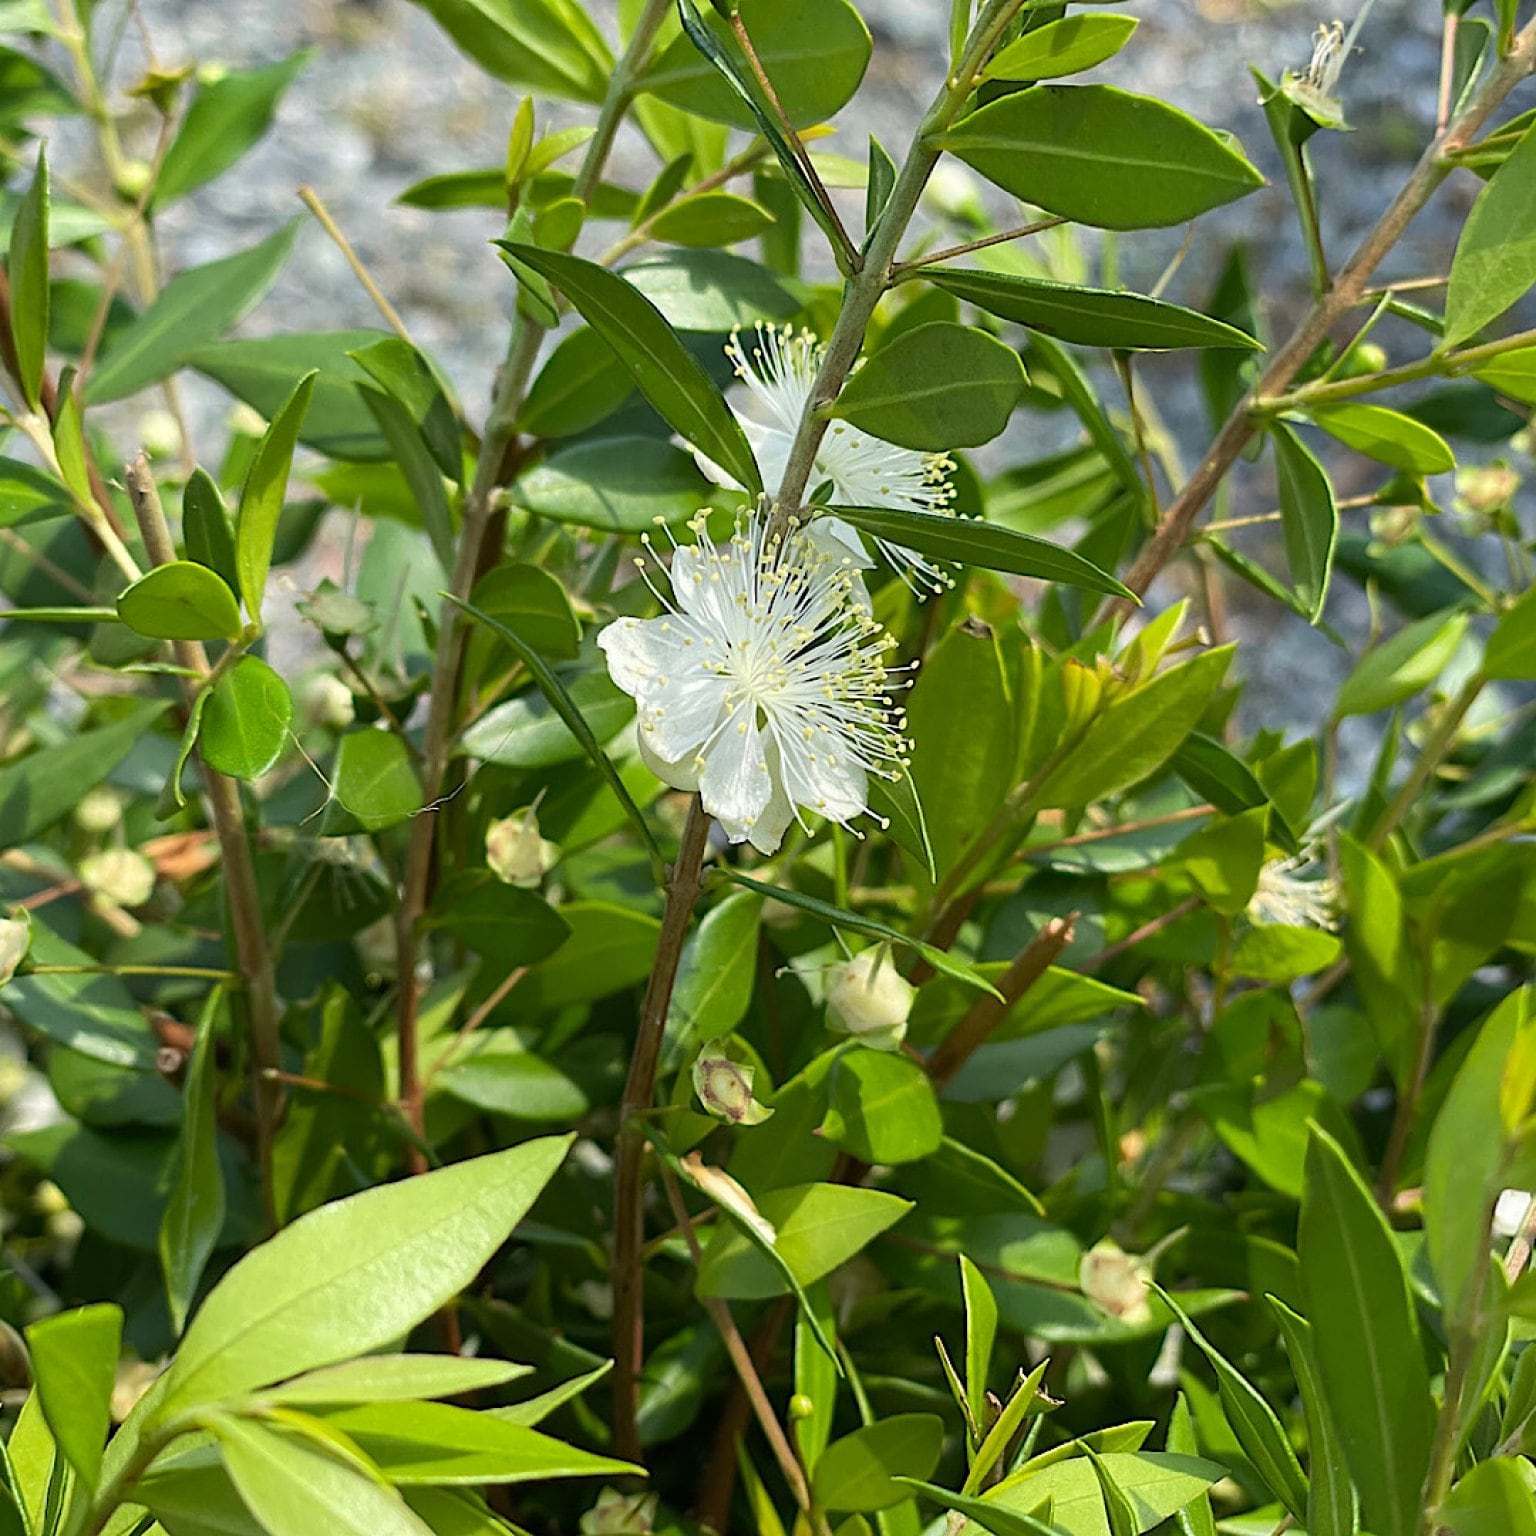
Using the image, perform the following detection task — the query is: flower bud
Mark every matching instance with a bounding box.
[0,916,29,986]
[486,808,558,888]
[226,402,268,439]
[580,1488,657,1535]
[826,947,913,1052]
[692,1037,773,1125]
[1458,464,1520,516]
[789,1393,815,1420]
[74,786,124,834]
[299,672,356,731]
[136,408,181,460]
[1079,1238,1153,1326]
[79,848,156,909]
[113,158,153,202]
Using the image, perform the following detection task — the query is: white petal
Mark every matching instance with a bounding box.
[637,730,701,793]
[745,420,793,501]
[699,711,773,844]
[808,517,875,568]
[597,617,686,698]
[747,744,795,855]
[640,673,726,763]
[775,719,869,825]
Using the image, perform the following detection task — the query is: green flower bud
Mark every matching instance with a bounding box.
[79,848,156,909]
[486,807,558,888]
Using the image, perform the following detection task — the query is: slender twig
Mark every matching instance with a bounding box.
[1096,17,1536,622]
[420,964,528,1096]
[298,184,414,345]
[1082,896,1201,974]
[926,916,1077,1089]
[1437,10,1459,133]
[1366,673,1485,851]
[124,453,284,1231]
[889,217,1067,279]
[27,963,240,981]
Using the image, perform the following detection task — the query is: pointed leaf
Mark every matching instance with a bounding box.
[236,369,317,622]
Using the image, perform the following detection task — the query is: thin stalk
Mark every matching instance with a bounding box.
[123,454,283,1230]
[889,216,1066,278]
[298,185,414,344]
[27,964,240,982]
[1098,16,1536,622]
[1366,673,1485,851]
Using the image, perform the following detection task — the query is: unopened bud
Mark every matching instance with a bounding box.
[1079,1239,1152,1326]
[580,1488,657,1536]
[113,158,153,202]
[299,672,355,731]
[74,786,124,834]
[789,1393,815,1420]
[826,947,913,1052]
[136,408,181,460]
[79,848,156,909]
[0,916,29,986]
[692,1037,773,1125]
[486,808,558,888]
[226,402,268,439]
[1458,464,1520,516]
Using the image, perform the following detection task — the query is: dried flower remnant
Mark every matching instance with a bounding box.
[692,1036,773,1125]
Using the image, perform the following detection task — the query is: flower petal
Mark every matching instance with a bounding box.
[699,709,773,844]
[637,729,702,793]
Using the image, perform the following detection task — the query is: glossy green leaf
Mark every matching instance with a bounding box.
[1486,584,1536,678]
[467,563,579,662]
[200,656,293,780]
[410,0,612,101]
[926,267,1259,352]
[212,1414,433,1536]
[332,728,423,831]
[698,1180,912,1300]
[86,222,301,404]
[183,469,240,595]
[7,147,47,408]
[813,1416,944,1512]
[498,243,760,494]
[1267,1299,1356,1536]
[160,992,226,1335]
[1439,1457,1536,1536]
[156,1136,571,1413]
[424,872,570,961]
[26,1302,120,1493]
[491,1362,612,1428]
[0,457,73,527]
[621,248,798,332]
[1309,403,1455,474]
[309,1400,639,1484]
[936,85,1264,230]
[649,191,775,247]
[832,504,1132,599]
[235,369,317,622]
[898,1479,1063,1536]
[1446,119,1536,345]
[984,14,1139,80]
[349,337,459,481]
[356,384,455,571]
[117,560,242,642]
[823,1051,943,1164]
[154,52,311,207]
[667,890,762,1051]
[1270,421,1337,622]
[515,325,632,438]
[434,1033,588,1124]
[832,322,1025,450]
[1334,608,1468,717]
[640,0,871,130]
[1298,1125,1433,1536]
[514,901,659,1010]
[989,1451,1224,1534]
[510,435,713,531]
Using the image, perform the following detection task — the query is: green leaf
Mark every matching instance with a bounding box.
[490,1362,612,1428]
[516,326,632,438]
[831,504,1132,599]
[1309,403,1455,474]
[449,595,662,865]
[356,384,455,572]
[117,560,243,642]
[989,1452,1225,1534]
[0,699,168,850]
[925,267,1259,352]
[1178,806,1266,916]
[1267,1299,1356,1536]
[200,656,293,780]
[425,872,570,961]
[236,369,318,622]
[1298,1124,1433,1536]
[307,1400,639,1484]
[155,1136,572,1414]
[1334,608,1468,717]
[1171,731,1296,850]
[868,770,935,880]
[1446,119,1536,345]
[698,1181,912,1300]
[897,1479,1064,1536]
[459,668,632,769]
[1486,584,1536,678]
[86,222,301,404]
[1230,924,1341,982]
[813,1416,944,1513]
[409,0,612,101]
[349,337,460,481]
[983,14,1139,80]
[332,728,423,831]
[468,563,579,662]
[154,52,311,207]
[717,869,1001,996]
[211,1413,433,1536]
[1439,1457,1536,1536]
[649,191,775,247]
[7,147,47,409]
[832,322,1025,450]
[26,1302,120,1493]
[620,248,798,332]
[434,1034,588,1124]
[0,457,73,528]
[1270,421,1337,622]
[823,1051,943,1164]
[961,1256,998,1439]
[1086,1445,1139,1536]
[160,991,226,1335]
[1152,1287,1307,1521]
[514,901,659,1010]
[510,435,713,532]
[639,0,871,130]
[935,85,1264,230]
[497,243,760,494]
[667,890,762,1052]
[184,469,240,595]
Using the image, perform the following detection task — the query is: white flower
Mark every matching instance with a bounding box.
[721,325,957,593]
[1496,1188,1533,1239]
[1280,1,1375,130]
[826,946,914,1052]
[1247,855,1337,930]
[598,510,909,855]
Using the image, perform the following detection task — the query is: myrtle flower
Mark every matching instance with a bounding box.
[1247,854,1337,930]
[826,946,914,1052]
[721,325,957,593]
[1280,1,1374,130]
[598,510,910,854]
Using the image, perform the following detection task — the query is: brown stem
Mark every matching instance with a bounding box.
[611,800,712,1462]
[926,916,1077,1090]
[1083,895,1201,974]
[891,218,1067,278]
[124,453,283,1229]
[1377,983,1440,1207]
[1096,17,1536,622]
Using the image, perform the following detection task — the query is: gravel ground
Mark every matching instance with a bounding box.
[118,0,1492,756]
